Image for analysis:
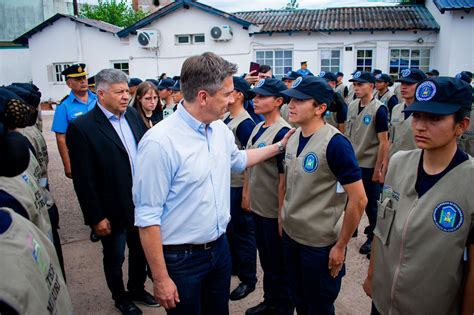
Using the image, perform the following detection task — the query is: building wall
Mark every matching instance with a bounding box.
[28,18,127,101]
[426,0,474,75]
[0,0,44,41]
[0,47,31,85]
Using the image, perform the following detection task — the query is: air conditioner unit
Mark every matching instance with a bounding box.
[137,29,160,48]
[210,25,233,41]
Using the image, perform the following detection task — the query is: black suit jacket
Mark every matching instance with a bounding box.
[66,104,147,228]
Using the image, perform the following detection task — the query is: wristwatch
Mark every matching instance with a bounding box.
[277,141,285,153]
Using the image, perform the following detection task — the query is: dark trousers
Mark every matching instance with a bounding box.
[164,235,231,315]
[282,232,345,315]
[361,167,382,240]
[48,204,65,280]
[100,224,147,302]
[226,187,257,286]
[253,213,294,314]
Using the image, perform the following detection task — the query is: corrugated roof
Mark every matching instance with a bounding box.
[13,14,122,45]
[234,5,440,33]
[433,0,474,13]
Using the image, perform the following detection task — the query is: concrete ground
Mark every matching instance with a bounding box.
[43,111,371,314]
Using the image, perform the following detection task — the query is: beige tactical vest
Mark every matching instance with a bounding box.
[393,84,402,102]
[26,151,56,209]
[372,150,474,315]
[344,84,356,105]
[280,104,298,128]
[0,172,53,241]
[18,126,49,186]
[375,89,394,108]
[335,83,345,96]
[389,102,417,158]
[345,98,384,168]
[224,111,253,187]
[282,125,347,247]
[0,207,73,315]
[247,117,290,218]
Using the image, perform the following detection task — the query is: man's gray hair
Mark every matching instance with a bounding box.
[180,52,238,102]
[95,68,128,92]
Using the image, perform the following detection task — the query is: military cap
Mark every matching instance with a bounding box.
[281,76,334,105]
[61,63,87,78]
[396,69,427,84]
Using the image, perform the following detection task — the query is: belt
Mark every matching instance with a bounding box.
[163,238,220,252]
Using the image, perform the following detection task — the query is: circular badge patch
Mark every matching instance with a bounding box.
[353,71,362,79]
[432,201,464,232]
[257,142,266,148]
[416,81,437,101]
[256,79,265,88]
[455,73,462,79]
[375,74,382,80]
[363,114,371,125]
[401,69,411,77]
[325,110,332,117]
[318,71,326,78]
[302,152,319,173]
[292,76,303,88]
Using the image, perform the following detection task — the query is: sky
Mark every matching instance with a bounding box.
[199,0,399,12]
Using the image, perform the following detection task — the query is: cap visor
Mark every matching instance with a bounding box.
[403,102,461,115]
[395,78,418,84]
[250,87,279,97]
[67,72,88,78]
[281,89,313,100]
[349,78,370,83]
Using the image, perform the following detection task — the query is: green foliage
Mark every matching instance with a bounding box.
[284,0,299,9]
[80,0,147,28]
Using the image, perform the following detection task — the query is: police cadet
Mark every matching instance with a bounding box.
[345,71,389,257]
[374,73,398,115]
[388,68,427,158]
[364,77,474,315]
[335,71,346,96]
[318,71,348,132]
[456,71,473,156]
[157,78,176,119]
[51,63,97,178]
[170,79,183,110]
[281,71,302,127]
[224,76,258,301]
[244,78,293,315]
[88,75,96,93]
[280,75,367,315]
[296,61,313,77]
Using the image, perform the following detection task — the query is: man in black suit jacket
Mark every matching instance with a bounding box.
[66,69,157,315]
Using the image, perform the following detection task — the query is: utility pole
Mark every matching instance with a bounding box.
[73,0,79,16]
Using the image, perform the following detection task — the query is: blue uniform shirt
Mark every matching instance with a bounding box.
[296,68,314,76]
[51,90,97,133]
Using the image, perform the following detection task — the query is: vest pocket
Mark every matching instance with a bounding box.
[374,198,396,245]
[344,120,352,137]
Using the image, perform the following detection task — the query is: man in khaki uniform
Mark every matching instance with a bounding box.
[280,75,367,314]
[388,68,427,158]
[364,77,474,315]
[345,71,389,257]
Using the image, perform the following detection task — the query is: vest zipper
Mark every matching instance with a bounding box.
[388,198,418,315]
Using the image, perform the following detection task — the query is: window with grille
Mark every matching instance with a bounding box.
[389,48,430,78]
[255,50,293,79]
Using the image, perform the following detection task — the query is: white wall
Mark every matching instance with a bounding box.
[0,48,31,85]
[28,17,128,102]
[426,0,474,76]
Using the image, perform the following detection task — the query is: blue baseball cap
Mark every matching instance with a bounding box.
[170,80,181,91]
[373,69,382,76]
[249,78,287,99]
[282,71,301,81]
[349,71,376,84]
[281,76,334,105]
[233,76,252,99]
[375,73,392,83]
[146,79,159,86]
[157,78,175,90]
[396,68,427,84]
[336,72,344,78]
[318,71,337,82]
[128,78,142,87]
[455,71,472,84]
[404,77,472,115]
